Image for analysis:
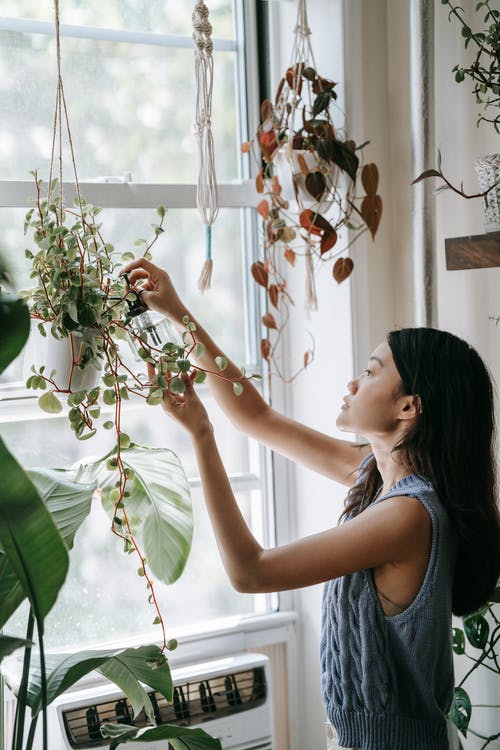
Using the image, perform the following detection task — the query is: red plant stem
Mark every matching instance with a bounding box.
[104,346,169,653]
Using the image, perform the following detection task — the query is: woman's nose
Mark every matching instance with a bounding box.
[347,378,358,394]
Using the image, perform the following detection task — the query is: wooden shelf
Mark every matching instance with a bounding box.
[445,231,500,270]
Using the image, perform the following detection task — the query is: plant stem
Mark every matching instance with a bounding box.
[12,609,35,750]
[24,717,39,750]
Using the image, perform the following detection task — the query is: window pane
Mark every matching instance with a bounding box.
[0,206,249,384]
[0,33,239,182]
[0,1,235,39]
[1,390,268,649]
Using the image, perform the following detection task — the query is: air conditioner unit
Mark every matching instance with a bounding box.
[46,652,273,750]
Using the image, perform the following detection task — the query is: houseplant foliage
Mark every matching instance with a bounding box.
[442,0,500,133]
[413,1,500,220]
[243,64,381,379]
[21,173,249,649]
[0,269,222,750]
[449,588,500,749]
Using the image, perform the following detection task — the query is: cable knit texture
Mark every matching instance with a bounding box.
[320,456,455,750]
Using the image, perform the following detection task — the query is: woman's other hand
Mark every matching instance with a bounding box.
[121,257,188,324]
[149,365,212,438]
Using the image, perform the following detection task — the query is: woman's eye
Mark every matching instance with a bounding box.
[363,369,372,376]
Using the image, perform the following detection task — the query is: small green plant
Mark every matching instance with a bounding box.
[449,587,500,749]
[442,0,500,132]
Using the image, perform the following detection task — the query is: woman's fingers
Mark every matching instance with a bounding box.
[122,256,159,275]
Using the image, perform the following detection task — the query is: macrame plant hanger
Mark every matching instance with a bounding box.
[288,0,318,311]
[192,1,219,292]
[48,0,84,237]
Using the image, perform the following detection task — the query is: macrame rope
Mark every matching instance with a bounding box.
[193,1,219,292]
[48,0,84,223]
[288,0,318,311]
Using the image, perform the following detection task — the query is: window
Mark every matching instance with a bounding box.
[0,0,275,650]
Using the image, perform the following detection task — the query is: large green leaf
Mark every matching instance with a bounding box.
[77,443,193,584]
[463,613,489,650]
[26,468,95,549]
[0,467,94,626]
[24,644,171,718]
[0,438,69,630]
[448,686,472,738]
[100,722,222,750]
[0,635,31,662]
[0,293,30,374]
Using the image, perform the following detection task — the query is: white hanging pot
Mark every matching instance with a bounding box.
[474,153,500,233]
[24,323,102,393]
[273,147,338,215]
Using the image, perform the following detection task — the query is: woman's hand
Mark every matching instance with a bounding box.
[149,365,212,438]
[121,257,188,325]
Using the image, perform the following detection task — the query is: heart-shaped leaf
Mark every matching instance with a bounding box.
[257,199,270,220]
[268,284,279,309]
[305,172,326,201]
[320,230,338,255]
[262,312,277,330]
[333,257,354,283]
[284,247,296,266]
[360,194,383,239]
[260,338,271,361]
[361,163,379,195]
[251,261,268,289]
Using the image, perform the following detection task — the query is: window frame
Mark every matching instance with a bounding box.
[0,0,287,631]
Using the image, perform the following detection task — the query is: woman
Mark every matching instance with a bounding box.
[123,258,499,750]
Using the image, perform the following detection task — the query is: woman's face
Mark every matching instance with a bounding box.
[336,341,409,439]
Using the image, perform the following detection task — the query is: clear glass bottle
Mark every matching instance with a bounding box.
[126,291,182,361]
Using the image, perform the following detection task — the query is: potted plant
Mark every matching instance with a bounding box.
[19,172,254,656]
[413,1,500,232]
[0,266,222,750]
[449,590,500,749]
[242,61,382,379]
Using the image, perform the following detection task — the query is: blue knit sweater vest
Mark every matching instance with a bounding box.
[320,460,456,750]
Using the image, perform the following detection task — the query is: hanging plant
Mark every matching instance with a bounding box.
[241,0,382,379]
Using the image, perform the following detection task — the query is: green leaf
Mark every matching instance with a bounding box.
[448,687,472,738]
[0,635,31,662]
[169,377,185,395]
[0,438,69,629]
[38,391,63,414]
[232,382,244,396]
[100,723,222,750]
[23,644,171,717]
[463,613,489,649]
[215,355,228,372]
[452,627,465,655]
[0,466,94,627]
[194,370,207,385]
[77,444,193,584]
[0,294,30,374]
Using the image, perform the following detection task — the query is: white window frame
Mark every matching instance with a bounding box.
[0,1,291,622]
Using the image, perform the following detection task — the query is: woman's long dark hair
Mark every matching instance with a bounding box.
[342,327,500,617]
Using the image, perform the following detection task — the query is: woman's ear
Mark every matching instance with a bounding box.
[399,394,422,420]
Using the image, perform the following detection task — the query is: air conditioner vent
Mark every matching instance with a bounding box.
[61,665,267,749]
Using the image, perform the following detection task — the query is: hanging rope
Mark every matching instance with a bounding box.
[288,0,318,311]
[192,1,219,292]
[48,0,84,223]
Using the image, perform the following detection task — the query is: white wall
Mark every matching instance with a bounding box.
[269,1,499,748]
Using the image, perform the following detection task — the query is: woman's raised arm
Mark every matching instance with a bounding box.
[122,258,369,487]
